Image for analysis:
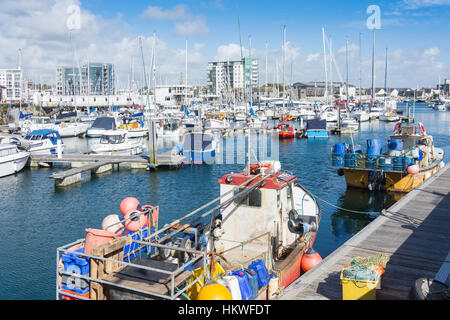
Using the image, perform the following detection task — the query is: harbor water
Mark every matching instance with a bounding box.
[1,103,449,299]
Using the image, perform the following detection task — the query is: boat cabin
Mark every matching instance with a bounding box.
[25,129,62,145]
[99,131,127,145]
[215,162,319,261]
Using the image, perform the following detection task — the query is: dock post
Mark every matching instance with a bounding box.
[147,116,157,167]
[57,139,62,159]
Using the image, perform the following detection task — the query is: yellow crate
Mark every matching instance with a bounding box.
[340,268,379,300]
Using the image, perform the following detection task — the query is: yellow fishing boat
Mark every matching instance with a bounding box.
[331,122,445,193]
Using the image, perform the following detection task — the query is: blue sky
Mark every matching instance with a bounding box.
[1,0,449,88]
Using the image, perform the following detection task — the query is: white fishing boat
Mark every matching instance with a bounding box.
[90,130,143,156]
[0,143,30,178]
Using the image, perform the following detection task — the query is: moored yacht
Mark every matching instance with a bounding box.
[0,143,30,178]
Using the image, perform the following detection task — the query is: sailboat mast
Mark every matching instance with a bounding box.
[371,30,376,111]
[282,25,286,110]
[322,27,328,105]
[185,38,188,107]
[345,39,349,112]
[384,47,388,107]
[359,33,362,107]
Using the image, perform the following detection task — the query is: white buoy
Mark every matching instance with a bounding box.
[101,214,124,234]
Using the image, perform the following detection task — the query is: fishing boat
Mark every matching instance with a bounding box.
[331,122,445,193]
[182,132,217,164]
[86,116,119,138]
[23,129,64,155]
[90,131,143,156]
[0,143,30,178]
[56,159,322,300]
[277,122,295,139]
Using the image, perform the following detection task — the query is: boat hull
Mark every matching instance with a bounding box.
[342,166,442,193]
[0,152,29,178]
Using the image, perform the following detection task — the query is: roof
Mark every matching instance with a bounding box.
[29,129,60,136]
[217,171,298,190]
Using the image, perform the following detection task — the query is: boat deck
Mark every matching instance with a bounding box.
[278,163,450,300]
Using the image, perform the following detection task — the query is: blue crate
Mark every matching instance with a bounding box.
[61,285,89,296]
[61,247,90,275]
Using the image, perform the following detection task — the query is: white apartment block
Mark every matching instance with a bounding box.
[0,68,27,102]
[207,58,259,96]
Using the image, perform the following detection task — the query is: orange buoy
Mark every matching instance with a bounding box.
[301,248,322,273]
[141,205,159,226]
[197,282,232,300]
[120,197,140,215]
[124,210,147,232]
[407,164,420,175]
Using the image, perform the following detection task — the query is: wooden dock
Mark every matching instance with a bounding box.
[30,151,183,187]
[278,163,450,300]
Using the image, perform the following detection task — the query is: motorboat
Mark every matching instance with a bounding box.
[86,116,119,138]
[379,111,400,122]
[0,143,30,178]
[156,118,184,137]
[278,122,295,139]
[23,129,64,155]
[351,109,370,122]
[90,130,144,156]
[119,116,148,139]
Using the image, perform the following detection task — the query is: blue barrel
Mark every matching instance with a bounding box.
[366,155,378,169]
[388,139,403,151]
[416,150,423,161]
[344,153,356,168]
[367,139,383,155]
[348,144,363,154]
[332,154,344,167]
[333,143,346,154]
[404,156,415,168]
[379,157,394,171]
[393,156,405,171]
[231,270,252,300]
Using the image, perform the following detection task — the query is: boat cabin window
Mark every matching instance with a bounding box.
[0,148,16,157]
[100,135,124,144]
[25,134,43,141]
[234,188,262,207]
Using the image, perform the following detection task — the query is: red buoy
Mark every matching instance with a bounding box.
[120,197,140,215]
[301,248,322,273]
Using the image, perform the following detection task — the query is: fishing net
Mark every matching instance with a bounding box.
[342,265,379,282]
[350,253,390,268]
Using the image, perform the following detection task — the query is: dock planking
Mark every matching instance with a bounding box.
[278,163,450,300]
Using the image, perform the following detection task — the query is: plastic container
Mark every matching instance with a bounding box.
[331,154,344,167]
[84,228,116,255]
[340,268,378,300]
[388,139,403,151]
[404,156,415,168]
[249,260,270,288]
[333,143,346,154]
[217,276,241,300]
[231,270,252,300]
[245,269,259,300]
[348,144,363,154]
[393,156,405,171]
[378,157,393,171]
[366,156,378,169]
[367,139,383,156]
[267,274,279,299]
[61,247,90,293]
[344,153,356,168]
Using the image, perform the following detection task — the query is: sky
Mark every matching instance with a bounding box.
[1,0,449,90]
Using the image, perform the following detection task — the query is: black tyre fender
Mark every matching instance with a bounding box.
[159,239,174,261]
[177,238,193,265]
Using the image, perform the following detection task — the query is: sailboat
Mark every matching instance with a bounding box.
[379,48,400,122]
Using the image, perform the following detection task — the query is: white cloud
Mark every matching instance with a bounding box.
[306,53,320,62]
[215,43,248,61]
[424,47,440,55]
[402,0,450,9]
[141,5,190,20]
[174,18,210,37]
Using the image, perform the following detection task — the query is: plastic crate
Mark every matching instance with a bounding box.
[61,247,90,275]
[61,288,90,300]
[340,268,378,300]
